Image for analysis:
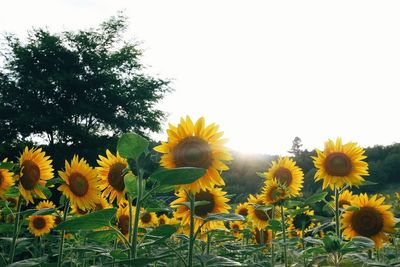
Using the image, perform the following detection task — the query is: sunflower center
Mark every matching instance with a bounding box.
[69,172,89,197]
[324,152,352,177]
[173,137,212,168]
[118,215,130,235]
[232,224,239,230]
[293,213,312,230]
[159,218,166,225]
[274,168,292,186]
[194,190,215,217]
[33,217,46,230]
[20,160,40,190]
[351,207,383,237]
[108,163,126,192]
[141,212,151,224]
[238,208,248,217]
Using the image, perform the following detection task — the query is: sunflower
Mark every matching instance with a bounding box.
[287,208,315,238]
[16,147,54,204]
[235,202,249,218]
[58,155,100,211]
[342,193,395,248]
[36,200,56,210]
[247,194,270,230]
[253,227,272,245]
[158,214,170,225]
[263,157,304,197]
[116,203,136,238]
[139,210,158,228]
[334,189,354,209]
[171,187,230,233]
[70,203,90,216]
[0,158,14,199]
[154,116,232,193]
[230,221,245,239]
[94,196,112,211]
[261,179,289,205]
[97,150,128,204]
[28,215,55,237]
[313,138,369,190]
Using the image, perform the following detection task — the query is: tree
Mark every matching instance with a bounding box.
[288,136,303,156]
[0,14,170,157]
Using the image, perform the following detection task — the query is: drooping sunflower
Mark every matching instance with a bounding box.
[0,158,14,199]
[253,227,272,245]
[36,200,56,210]
[154,116,232,193]
[230,221,245,239]
[261,178,289,205]
[263,157,304,197]
[139,210,158,228]
[313,138,369,190]
[247,194,270,230]
[16,147,54,203]
[235,202,249,218]
[58,155,100,211]
[287,208,315,238]
[171,187,230,233]
[28,215,56,237]
[96,150,128,204]
[342,193,395,248]
[116,203,136,238]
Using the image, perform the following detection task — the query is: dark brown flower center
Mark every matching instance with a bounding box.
[118,215,130,235]
[0,172,4,186]
[232,224,240,230]
[20,160,40,190]
[293,213,312,231]
[351,207,383,237]
[108,163,126,192]
[274,167,292,186]
[194,190,215,217]
[69,172,89,197]
[33,217,46,230]
[173,137,212,168]
[238,208,248,217]
[141,212,152,224]
[324,152,352,177]
[159,218,166,225]
[255,228,270,244]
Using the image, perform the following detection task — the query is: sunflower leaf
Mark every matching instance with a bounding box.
[351,236,375,249]
[0,161,16,171]
[117,133,149,160]
[124,173,137,197]
[344,206,360,212]
[55,208,116,231]
[304,192,328,205]
[150,167,206,186]
[110,254,174,266]
[86,230,119,243]
[32,208,55,216]
[267,219,282,231]
[205,213,245,222]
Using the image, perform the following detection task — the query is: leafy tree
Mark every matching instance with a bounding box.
[0,14,170,165]
[288,136,303,156]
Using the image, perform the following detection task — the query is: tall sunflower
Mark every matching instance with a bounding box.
[342,193,395,248]
[154,116,232,193]
[264,157,303,197]
[58,155,100,211]
[261,178,289,205]
[16,147,54,203]
[96,150,128,204]
[171,187,230,233]
[235,202,249,218]
[28,215,55,237]
[287,208,315,238]
[313,138,369,190]
[247,194,270,230]
[0,158,14,199]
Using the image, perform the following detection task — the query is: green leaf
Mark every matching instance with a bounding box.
[206,213,244,222]
[111,254,174,266]
[0,224,14,234]
[360,180,378,186]
[86,230,119,243]
[267,219,281,231]
[117,133,149,159]
[4,186,19,198]
[8,256,47,267]
[110,249,128,260]
[0,161,16,171]
[46,177,64,187]
[36,184,52,199]
[157,185,175,193]
[55,208,116,231]
[322,235,341,252]
[124,173,137,197]
[256,172,266,178]
[146,224,177,239]
[344,206,360,212]
[284,200,304,208]
[32,208,55,216]
[304,192,328,205]
[196,255,242,266]
[151,167,206,186]
[351,236,375,249]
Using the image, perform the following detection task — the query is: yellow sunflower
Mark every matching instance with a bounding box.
[264,157,303,197]
[235,202,249,218]
[158,214,170,225]
[0,158,14,199]
[96,150,128,204]
[253,227,272,245]
[313,138,369,190]
[334,189,355,209]
[261,178,289,205]
[230,221,245,239]
[116,203,136,238]
[171,187,230,233]
[139,209,158,228]
[94,196,112,211]
[58,155,100,211]
[247,194,270,230]
[342,193,395,248]
[287,208,315,238]
[70,203,90,216]
[16,147,54,204]
[28,215,55,237]
[36,200,56,210]
[154,116,232,193]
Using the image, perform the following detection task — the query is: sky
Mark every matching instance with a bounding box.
[1,1,399,155]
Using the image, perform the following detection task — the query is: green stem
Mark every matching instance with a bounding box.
[111,238,117,267]
[206,233,211,255]
[131,163,143,258]
[280,205,288,267]
[301,228,306,267]
[9,195,23,264]
[128,195,134,258]
[188,192,195,267]
[57,201,69,267]
[270,205,275,267]
[334,187,341,238]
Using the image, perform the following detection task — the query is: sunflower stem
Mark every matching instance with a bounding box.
[131,161,143,258]
[206,232,211,255]
[57,200,69,267]
[188,192,195,267]
[301,228,306,267]
[111,238,117,267]
[334,187,341,238]
[270,205,275,267]
[280,204,288,267]
[9,195,22,264]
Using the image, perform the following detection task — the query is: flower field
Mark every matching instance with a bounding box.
[0,116,399,267]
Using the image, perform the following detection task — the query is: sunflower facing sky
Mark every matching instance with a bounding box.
[263,157,303,197]
[16,147,54,203]
[171,187,230,233]
[36,200,56,210]
[313,138,369,190]
[97,150,128,204]
[58,155,101,211]
[342,193,395,248]
[154,116,232,193]
[0,158,14,199]
[28,215,56,237]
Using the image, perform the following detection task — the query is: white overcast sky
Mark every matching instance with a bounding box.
[1,1,399,154]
